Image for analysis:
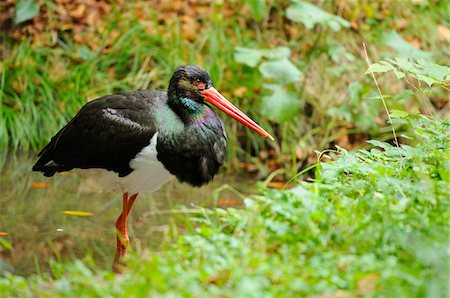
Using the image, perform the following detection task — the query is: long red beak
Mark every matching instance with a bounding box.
[202,87,274,141]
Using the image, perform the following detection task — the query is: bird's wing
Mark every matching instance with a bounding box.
[33,91,165,177]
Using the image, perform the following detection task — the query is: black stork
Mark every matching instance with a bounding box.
[32,65,273,272]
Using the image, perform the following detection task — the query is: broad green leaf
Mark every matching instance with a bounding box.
[259,58,301,83]
[391,57,415,71]
[260,84,300,123]
[381,31,432,59]
[365,62,396,73]
[234,48,265,67]
[235,47,292,68]
[286,0,350,31]
[415,74,437,87]
[416,60,450,86]
[15,0,40,24]
[246,0,267,21]
[419,61,450,80]
[365,61,405,79]
[390,110,410,118]
[262,47,291,60]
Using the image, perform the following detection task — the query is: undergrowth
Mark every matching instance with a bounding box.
[0,115,448,297]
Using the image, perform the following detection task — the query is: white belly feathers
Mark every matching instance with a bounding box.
[79,133,174,194]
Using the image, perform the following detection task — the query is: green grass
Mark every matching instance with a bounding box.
[1,115,448,297]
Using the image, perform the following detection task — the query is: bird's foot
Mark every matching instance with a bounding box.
[113,214,130,273]
[112,241,128,273]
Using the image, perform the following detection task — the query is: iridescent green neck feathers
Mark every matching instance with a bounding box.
[169,96,206,123]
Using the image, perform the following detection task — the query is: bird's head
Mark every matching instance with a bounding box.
[168,65,274,141]
[168,65,213,103]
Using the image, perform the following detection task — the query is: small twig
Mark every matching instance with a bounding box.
[262,168,285,187]
[362,43,399,147]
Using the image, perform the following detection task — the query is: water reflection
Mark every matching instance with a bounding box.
[0,154,247,276]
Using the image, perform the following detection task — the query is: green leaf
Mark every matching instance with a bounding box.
[235,47,292,68]
[246,0,267,21]
[416,60,450,86]
[286,0,350,31]
[259,59,301,83]
[365,61,405,80]
[391,57,415,71]
[234,48,265,67]
[262,47,291,60]
[381,31,432,59]
[0,238,12,250]
[15,0,40,24]
[390,110,410,118]
[419,60,450,81]
[365,62,396,73]
[415,74,437,87]
[260,84,300,123]
[394,90,414,101]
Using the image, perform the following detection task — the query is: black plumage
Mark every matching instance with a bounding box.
[156,108,226,186]
[33,91,159,178]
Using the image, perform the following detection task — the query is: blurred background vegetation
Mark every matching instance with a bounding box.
[1,0,448,178]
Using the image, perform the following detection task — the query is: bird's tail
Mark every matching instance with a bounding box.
[32,131,64,177]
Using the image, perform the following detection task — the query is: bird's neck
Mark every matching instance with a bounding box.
[168,96,206,124]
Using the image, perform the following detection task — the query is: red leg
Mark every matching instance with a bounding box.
[113,192,139,273]
[127,193,138,216]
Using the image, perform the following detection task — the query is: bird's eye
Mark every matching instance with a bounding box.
[194,78,206,90]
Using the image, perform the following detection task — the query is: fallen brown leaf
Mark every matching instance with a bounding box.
[207,270,231,285]
[357,273,379,295]
[406,37,421,49]
[395,19,408,30]
[233,86,247,98]
[69,4,86,19]
[31,182,51,188]
[218,197,240,208]
[438,25,450,41]
[267,182,293,189]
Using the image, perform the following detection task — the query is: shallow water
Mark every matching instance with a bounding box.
[0,154,248,276]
